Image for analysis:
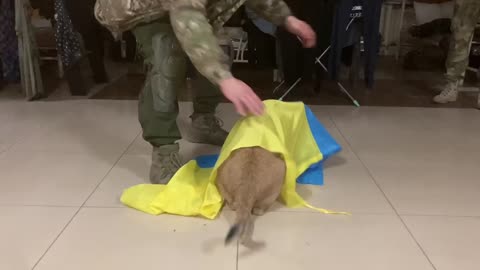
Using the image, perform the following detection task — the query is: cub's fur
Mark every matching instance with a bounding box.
[216,147,286,245]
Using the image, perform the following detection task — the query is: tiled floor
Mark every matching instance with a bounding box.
[1,99,479,270]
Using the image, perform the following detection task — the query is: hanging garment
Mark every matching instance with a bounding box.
[244,19,277,68]
[309,0,336,56]
[277,0,334,85]
[308,0,336,85]
[16,0,44,100]
[53,0,82,69]
[328,0,383,88]
[121,100,348,219]
[0,0,20,82]
[276,27,305,84]
[244,7,277,68]
[245,7,277,36]
[30,0,55,20]
[276,0,306,84]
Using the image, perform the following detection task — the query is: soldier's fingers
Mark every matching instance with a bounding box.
[234,99,247,116]
[245,94,264,116]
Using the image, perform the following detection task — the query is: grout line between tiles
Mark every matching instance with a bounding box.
[30,131,139,270]
[5,202,479,218]
[330,116,439,270]
[124,131,143,154]
[7,113,72,153]
[1,138,25,155]
[0,147,8,155]
[0,204,81,208]
[75,205,126,209]
[30,206,83,270]
[236,241,239,270]
[401,213,480,219]
[273,209,395,215]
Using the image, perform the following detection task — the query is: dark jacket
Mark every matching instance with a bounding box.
[328,0,383,88]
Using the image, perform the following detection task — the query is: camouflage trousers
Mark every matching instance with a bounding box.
[133,22,223,146]
[445,0,480,85]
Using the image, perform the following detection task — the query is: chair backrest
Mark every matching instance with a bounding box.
[221,27,249,64]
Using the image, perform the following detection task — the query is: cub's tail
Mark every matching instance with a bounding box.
[225,206,250,245]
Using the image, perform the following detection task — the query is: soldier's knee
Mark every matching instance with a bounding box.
[151,33,185,79]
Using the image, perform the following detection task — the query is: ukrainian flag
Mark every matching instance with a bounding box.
[121,100,348,219]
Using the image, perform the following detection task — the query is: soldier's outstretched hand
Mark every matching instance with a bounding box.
[219,78,264,116]
[285,16,317,48]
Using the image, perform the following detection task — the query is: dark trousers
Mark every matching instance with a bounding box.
[64,0,107,85]
[243,20,276,68]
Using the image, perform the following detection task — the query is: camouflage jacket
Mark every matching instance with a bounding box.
[95,0,291,84]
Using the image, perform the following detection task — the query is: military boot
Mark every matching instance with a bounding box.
[150,143,182,184]
[434,82,459,104]
[186,114,229,146]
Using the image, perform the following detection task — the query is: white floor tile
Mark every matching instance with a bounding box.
[403,216,480,270]
[0,101,69,150]
[11,100,139,157]
[34,208,237,270]
[329,106,480,159]
[2,100,479,270]
[361,154,480,216]
[238,212,434,270]
[0,151,117,206]
[85,155,150,207]
[278,152,394,214]
[308,105,336,128]
[0,143,10,153]
[124,134,151,155]
[0,206,76,270]
[87,140,222,207]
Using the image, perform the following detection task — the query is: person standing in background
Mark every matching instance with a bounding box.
[433,0,480,108]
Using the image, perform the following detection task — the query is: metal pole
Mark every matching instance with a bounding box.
[279,78,302,101]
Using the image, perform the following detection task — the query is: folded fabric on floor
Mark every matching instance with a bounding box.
[121,100,347,219]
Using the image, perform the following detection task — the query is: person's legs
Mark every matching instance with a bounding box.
[64,0,107,83]
[134,22,186,184]
[434,0,480,104]
[192,75,222,115]
[81,25,108,83]
[186,59,229,146]
[277,28,302,84]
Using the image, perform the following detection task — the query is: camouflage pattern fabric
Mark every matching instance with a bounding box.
[445,0,480,85]
[134,22,225,146]
[95,0,291,85]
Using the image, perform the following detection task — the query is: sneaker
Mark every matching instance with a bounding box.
[433,82,459,104]
[186,114,229,146]
[150,144,182,184]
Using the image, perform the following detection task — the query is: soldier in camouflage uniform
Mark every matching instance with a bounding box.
[434,0,480,108]
[95,0,316,184]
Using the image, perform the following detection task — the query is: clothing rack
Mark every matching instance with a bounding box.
[314,4,363,107]
[275,4,363,106]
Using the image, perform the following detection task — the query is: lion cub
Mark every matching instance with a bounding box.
[216,146,286,245]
